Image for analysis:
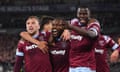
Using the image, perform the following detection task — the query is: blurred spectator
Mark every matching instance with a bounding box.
[0,33,18,72]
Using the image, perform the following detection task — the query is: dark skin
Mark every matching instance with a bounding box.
[48,19,66,46]
[77,8,90,25]
[66,8,99,38]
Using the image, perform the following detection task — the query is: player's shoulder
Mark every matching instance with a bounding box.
[18,38,26,47]
[88,18,100,26]
[70,18,79,24]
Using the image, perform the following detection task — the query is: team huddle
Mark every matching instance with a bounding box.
[14,7,120,72]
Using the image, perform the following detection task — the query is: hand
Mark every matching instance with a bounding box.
[36,41,48,54]
[61,29,71,41]
[63,21,72,29]
[110,50,119,63]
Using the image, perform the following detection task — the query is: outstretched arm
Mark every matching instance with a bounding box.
[69,26,97,38]
[68,19,99,38]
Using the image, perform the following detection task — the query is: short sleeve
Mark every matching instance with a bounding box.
[16,40,25,56]
[87,21,100,36]
[103,35,119,50]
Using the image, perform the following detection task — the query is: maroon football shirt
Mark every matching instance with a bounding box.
[95,35,119,72]
[49,38,70,72]
[69,18,100,70]
[16,32,52,72]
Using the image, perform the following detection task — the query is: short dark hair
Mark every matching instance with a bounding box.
[40,16,54,31]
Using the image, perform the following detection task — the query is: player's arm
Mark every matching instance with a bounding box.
[20,31,42,45]
[60,20,71,41]
[61,29,71,41]
[68,19,98,38]
[20,31,48,53]
[14,56,24,72]
[105,36,120,62]
[70,26,96,38]
[110,45,120,63]
[14,40,24,72]
[105,35,120,62]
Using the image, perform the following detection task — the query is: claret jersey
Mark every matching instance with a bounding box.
[16,32,52,72]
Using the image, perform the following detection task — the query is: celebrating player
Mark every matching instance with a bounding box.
[65,7,101,72]
[95,34,120,72]
[48,18,70,72]
[14,16,52,72]
[19,16,70,72]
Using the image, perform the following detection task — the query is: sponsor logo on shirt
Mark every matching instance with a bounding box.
[50,50,66,55]
[26,44,38,50]
[95,48,104,54]
[71,35,83,41]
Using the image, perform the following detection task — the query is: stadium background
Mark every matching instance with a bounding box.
[0,0,120,72]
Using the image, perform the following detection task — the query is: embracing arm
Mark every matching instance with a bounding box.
[69,26,97,38]
[66,18,99,38]
[20,31,48,53]
[20,31,40,45]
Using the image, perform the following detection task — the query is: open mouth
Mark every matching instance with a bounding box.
[52,29,58,37]
[80,18,86,23]
[29,27,33,30]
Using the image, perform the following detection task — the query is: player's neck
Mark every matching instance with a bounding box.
[31,31,39,38]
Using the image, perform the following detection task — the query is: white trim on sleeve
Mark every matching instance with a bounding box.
[16,49,24,56]
[112,43,119,50]
[89,28,98,36]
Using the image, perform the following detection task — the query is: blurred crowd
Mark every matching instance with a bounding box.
[0,34,18,72]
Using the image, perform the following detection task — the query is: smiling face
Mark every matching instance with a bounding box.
[26,17,40,35]
[52,19,65,38]
[77,8,90,25]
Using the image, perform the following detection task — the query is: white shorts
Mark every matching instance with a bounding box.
[69,67,96,72]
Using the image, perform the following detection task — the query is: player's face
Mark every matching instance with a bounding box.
[43,21,52,32]
[26,18,40,35]
[77,8,90,25]
[52,19,64,37]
